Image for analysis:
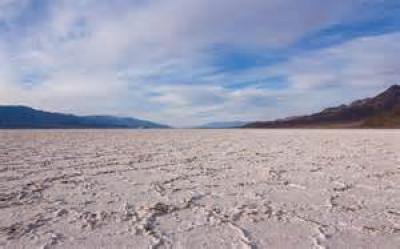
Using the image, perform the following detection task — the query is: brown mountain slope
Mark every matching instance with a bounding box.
[244,85,400,128]
[363,106,400,127]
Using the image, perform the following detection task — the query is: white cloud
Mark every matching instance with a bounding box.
[281,32,400,90]
[246,32,400,116]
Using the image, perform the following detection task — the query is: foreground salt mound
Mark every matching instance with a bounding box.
[0,130,399,249]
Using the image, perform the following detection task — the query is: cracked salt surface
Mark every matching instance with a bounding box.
[0,129,399,249]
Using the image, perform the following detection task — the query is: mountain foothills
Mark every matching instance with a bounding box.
[244,85,400,128]
[0,106,169,129]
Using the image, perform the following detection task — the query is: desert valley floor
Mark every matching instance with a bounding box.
[0,130,399,249]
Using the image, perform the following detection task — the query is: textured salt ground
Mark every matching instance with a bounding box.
[0,130,399,249]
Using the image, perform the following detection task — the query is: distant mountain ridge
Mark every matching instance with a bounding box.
[197,121,248,129]
[244,85,400,128]
[0,106,169,129]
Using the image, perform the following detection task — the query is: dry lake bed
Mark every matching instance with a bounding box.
[0,129,399,249]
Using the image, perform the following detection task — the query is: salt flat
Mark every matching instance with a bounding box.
[0,130,399,249]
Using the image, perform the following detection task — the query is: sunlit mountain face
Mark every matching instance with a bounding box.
[0,0,399,126]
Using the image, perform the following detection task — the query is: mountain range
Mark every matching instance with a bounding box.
[0,106,169,129]
[244,85,400,128]
[1,85,400,129]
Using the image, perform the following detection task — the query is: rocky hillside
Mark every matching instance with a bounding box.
[244,85,400,128]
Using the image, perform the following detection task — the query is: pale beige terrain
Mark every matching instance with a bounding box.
[0,130,399,249]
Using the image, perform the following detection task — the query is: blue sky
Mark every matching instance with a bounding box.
[0,0,399,126]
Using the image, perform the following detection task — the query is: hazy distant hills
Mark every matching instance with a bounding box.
[197,121,248,129]
[0,106,169,129]
[244,85,400,128]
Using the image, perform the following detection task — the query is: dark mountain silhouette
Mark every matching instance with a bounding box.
[244,85,400,128]
[0,106,169,129]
